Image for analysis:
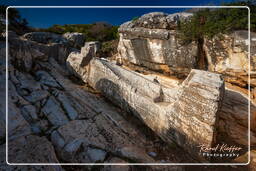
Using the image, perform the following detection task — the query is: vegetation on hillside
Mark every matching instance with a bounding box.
[40,22,119,42]
[178,0,256,44]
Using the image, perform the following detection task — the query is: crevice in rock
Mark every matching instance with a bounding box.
[196,38,208,70]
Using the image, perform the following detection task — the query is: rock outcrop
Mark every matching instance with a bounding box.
[63,32,85,48]
[2,35,195,168]
[117,12,256,96]
[12,32,75,66]
[204,31,256,88]
[23,32,68,44]
[2,10,255,169]
[117,12,197,75]
[67,43,225,161]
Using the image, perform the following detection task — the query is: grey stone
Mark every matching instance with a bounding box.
[63,32,85,48]
[166,12,193,29]
[7,135,63,165]
[23,32,68,44]
[55,91,78,120]
[9,37,47,71]
[0,143,64,171]
[23,90,49,103]
[8,82,31,140]
[117,146,154,163]
[42,96,69,126]
[36,70,62,89]
[103,157,129,171]
[51,130,65,148]
[87,147,107,162]
[148,151,157,157]
[20,105,38,122]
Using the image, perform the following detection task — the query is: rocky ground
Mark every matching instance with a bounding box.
[0,11,255,171]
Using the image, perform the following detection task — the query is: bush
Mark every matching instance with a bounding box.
[178,0,256,44]
[41,22,119,42]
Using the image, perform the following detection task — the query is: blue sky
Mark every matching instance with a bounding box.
[2,0,236,28]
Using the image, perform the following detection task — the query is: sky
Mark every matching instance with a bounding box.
[2,0,236,28]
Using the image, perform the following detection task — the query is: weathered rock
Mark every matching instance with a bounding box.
[20,105,38,122]
[66,41,99,80]
[0,143,64,171]
[8,81,31,140]
[116,146,155,163]
[82,41,100,56]
[42,96,69,126]
[131,12,192,30]
[234,150,256,169]
[204,31,256,87]
[3,30,207,166]
[54,90,78,120]
[7,135,62,164]
[86,147,107,162]
[35,70,62,89]
[51,118,154,163]
[23,90,49,103]
[63,32,85,48]
[69,55,224,161]
[103,157,130,171]
[118,23,198,74]
[166,12,193,29]
[118,13,256,89]
[9,37,47,72]
[218,88,256,146]
[23,32,68,44]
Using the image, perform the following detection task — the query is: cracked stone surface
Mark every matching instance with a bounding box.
[2,37,191,169]
[1,21,255,171]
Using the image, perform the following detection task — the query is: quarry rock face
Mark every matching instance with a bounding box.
[204,31,256,88]
[132,12,192,30]
[117,13,256,94]
[118,14,198,75]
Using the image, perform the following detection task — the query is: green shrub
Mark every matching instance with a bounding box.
[42,23,119,42]
[178,0,256,44]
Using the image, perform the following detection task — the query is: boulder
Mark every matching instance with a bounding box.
[63,32,85,48]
